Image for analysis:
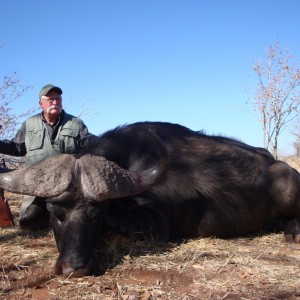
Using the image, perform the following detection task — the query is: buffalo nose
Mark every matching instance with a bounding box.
[61,263,75,277]
[56,261,90,278]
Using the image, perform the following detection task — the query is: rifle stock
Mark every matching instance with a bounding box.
[0,159,15,227]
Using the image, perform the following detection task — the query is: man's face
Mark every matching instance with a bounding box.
[39,90,63,118]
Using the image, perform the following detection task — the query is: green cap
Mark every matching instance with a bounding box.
[39,84,63,99]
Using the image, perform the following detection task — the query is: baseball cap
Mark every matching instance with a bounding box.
[39,84,63,99]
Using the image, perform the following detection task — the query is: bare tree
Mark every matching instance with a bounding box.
[293,138,300,158]
[247,42,300,159]
[291,120,300,158]
[0,72,34,166]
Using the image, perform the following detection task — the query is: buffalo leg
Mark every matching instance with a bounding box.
[284,219,300,243]
[269,161,300,243]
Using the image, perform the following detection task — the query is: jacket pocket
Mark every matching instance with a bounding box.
[27,129,44,151]
[58,128,79,154]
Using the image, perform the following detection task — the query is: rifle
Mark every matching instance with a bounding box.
[0,158,15,227]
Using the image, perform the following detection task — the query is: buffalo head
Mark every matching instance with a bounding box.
[0,130,169,277]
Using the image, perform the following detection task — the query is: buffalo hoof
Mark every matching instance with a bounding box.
[284,219,300,243]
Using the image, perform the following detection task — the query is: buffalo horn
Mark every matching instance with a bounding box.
[0,130,169,200]
[0,154,75,197]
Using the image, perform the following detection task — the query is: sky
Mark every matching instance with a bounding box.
[1,0,300,155]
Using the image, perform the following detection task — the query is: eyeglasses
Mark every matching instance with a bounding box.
[41,97,62,104]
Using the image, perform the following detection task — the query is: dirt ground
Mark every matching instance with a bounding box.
[1,194,300,300]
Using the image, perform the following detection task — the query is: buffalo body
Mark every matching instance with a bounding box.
[1,121,300,277]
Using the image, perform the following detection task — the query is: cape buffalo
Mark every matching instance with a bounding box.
[0,121,300,278]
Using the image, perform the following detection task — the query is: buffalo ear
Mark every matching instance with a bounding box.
[0,154,75,197]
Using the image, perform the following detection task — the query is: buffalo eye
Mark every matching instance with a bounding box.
[86,204,101,221]
[47,203,66,222]
[86,202,108,223]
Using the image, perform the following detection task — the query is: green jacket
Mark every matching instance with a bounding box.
[25,112,86,165]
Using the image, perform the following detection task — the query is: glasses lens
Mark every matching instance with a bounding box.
[43,98,61,103]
